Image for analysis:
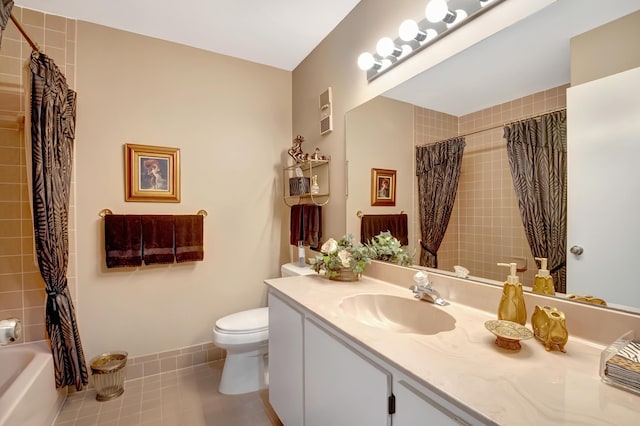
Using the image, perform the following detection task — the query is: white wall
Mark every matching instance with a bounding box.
[75,22,291,358]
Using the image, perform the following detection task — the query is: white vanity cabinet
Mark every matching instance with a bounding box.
[304,317,392,426]
[268,292,304,425]
[268,289,486,426]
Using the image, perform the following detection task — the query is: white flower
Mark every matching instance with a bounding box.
[321,238,338,254]
[338,249,351,267]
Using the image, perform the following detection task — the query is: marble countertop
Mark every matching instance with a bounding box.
[265,273,639,425]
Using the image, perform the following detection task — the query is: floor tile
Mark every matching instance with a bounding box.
[53,360,282,426]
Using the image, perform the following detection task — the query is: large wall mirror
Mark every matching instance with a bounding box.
[346,0,640,312]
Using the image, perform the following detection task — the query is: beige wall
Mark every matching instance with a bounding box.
[0,7,77,344]
[74,22,291,358]
[571,10,640,86]
[345,96,414,251]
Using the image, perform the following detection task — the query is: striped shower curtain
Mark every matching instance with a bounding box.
[0,1,13,48]
[416,137,465,268]
[504,110,567,293]
[30,51,89,390]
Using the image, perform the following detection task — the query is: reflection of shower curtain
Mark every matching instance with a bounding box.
[504,110,567,292]
[31,51,89,390]
[416,137,465,267]
[0,1,14,48]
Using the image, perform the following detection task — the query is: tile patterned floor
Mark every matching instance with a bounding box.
[54,360,282,426]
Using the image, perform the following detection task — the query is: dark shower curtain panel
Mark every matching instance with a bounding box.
[416,137,465,268]
[504,110,567,292]
[31,51,89,390]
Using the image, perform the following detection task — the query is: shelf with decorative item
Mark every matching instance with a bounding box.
[283,159,330,206]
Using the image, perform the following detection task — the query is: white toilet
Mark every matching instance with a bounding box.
[212,262,314,394]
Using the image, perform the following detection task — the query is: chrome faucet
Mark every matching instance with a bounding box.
[409,271,445,306]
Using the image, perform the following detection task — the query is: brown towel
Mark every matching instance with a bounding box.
[290,205,304,245]
[104,215,142,268]
[303,205,322,249]
[361,214,408,246]
[142,215,175,265]
[290,205,322,248]
[175,215,204,263]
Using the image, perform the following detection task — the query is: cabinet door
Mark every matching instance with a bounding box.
[394,379,472,426]
[268,292,304,425]
[304,318,391,426]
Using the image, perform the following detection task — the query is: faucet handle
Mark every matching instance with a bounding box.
[413,270,430,286]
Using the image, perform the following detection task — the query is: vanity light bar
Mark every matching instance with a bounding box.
[358,0,505,81]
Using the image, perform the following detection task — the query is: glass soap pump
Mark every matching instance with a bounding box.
[310,175,320,194]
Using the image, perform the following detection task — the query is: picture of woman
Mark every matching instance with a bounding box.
[378,177,390,198]
[140,157,169,191]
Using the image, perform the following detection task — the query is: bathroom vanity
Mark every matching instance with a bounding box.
[265,263,640,425]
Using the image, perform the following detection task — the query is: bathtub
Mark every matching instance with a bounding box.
[0,341,66,426]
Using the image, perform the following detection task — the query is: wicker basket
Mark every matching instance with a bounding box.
[329,268,360,282]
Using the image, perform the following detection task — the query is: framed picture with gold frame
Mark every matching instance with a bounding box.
[125,143,180,202]
[371,168,396,206]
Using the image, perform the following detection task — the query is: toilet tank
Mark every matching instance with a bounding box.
[280,263,315,277]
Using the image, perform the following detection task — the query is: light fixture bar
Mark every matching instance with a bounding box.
[358,0,506,82]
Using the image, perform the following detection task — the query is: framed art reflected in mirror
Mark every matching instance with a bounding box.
[125,143,180,202]
[371,168,396,206]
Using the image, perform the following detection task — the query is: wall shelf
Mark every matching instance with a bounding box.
[283,159,330,206]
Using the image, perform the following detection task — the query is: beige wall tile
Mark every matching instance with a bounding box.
[0,253,21,272]
[0,238,21,256]
[0,272,21,291]
[45,14,66,32]
[0,290,22,310]
[23,288,45,307]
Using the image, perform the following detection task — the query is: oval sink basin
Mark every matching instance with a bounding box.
[340,294,456,335]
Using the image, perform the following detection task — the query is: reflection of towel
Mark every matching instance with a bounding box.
[142,215,175,265]
[303,205,322,249]
[361,214,408,245]
[290,205,322,249]
[104,215,142,268]
[175,215,204,263]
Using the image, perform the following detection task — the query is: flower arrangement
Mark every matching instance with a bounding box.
[310,234,372,280]
[365,231,414,266]
[310,232,413,280]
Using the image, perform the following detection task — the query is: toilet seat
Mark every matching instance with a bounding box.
[215,307,268,334]
[213,307,269,345]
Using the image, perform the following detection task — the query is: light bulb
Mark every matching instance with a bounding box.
[446,9,468,28]
[376,37,398,57]
[399,19,419,42]
[357,52,375,71]
[425,0,448,23]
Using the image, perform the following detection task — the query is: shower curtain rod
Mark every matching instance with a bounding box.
[418,106,567,146]
[10,12,42,53]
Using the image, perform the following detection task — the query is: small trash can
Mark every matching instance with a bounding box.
[90,351,128,401]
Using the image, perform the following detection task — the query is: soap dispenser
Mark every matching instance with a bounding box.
[497,262,527,325]
[532,257,555,296]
